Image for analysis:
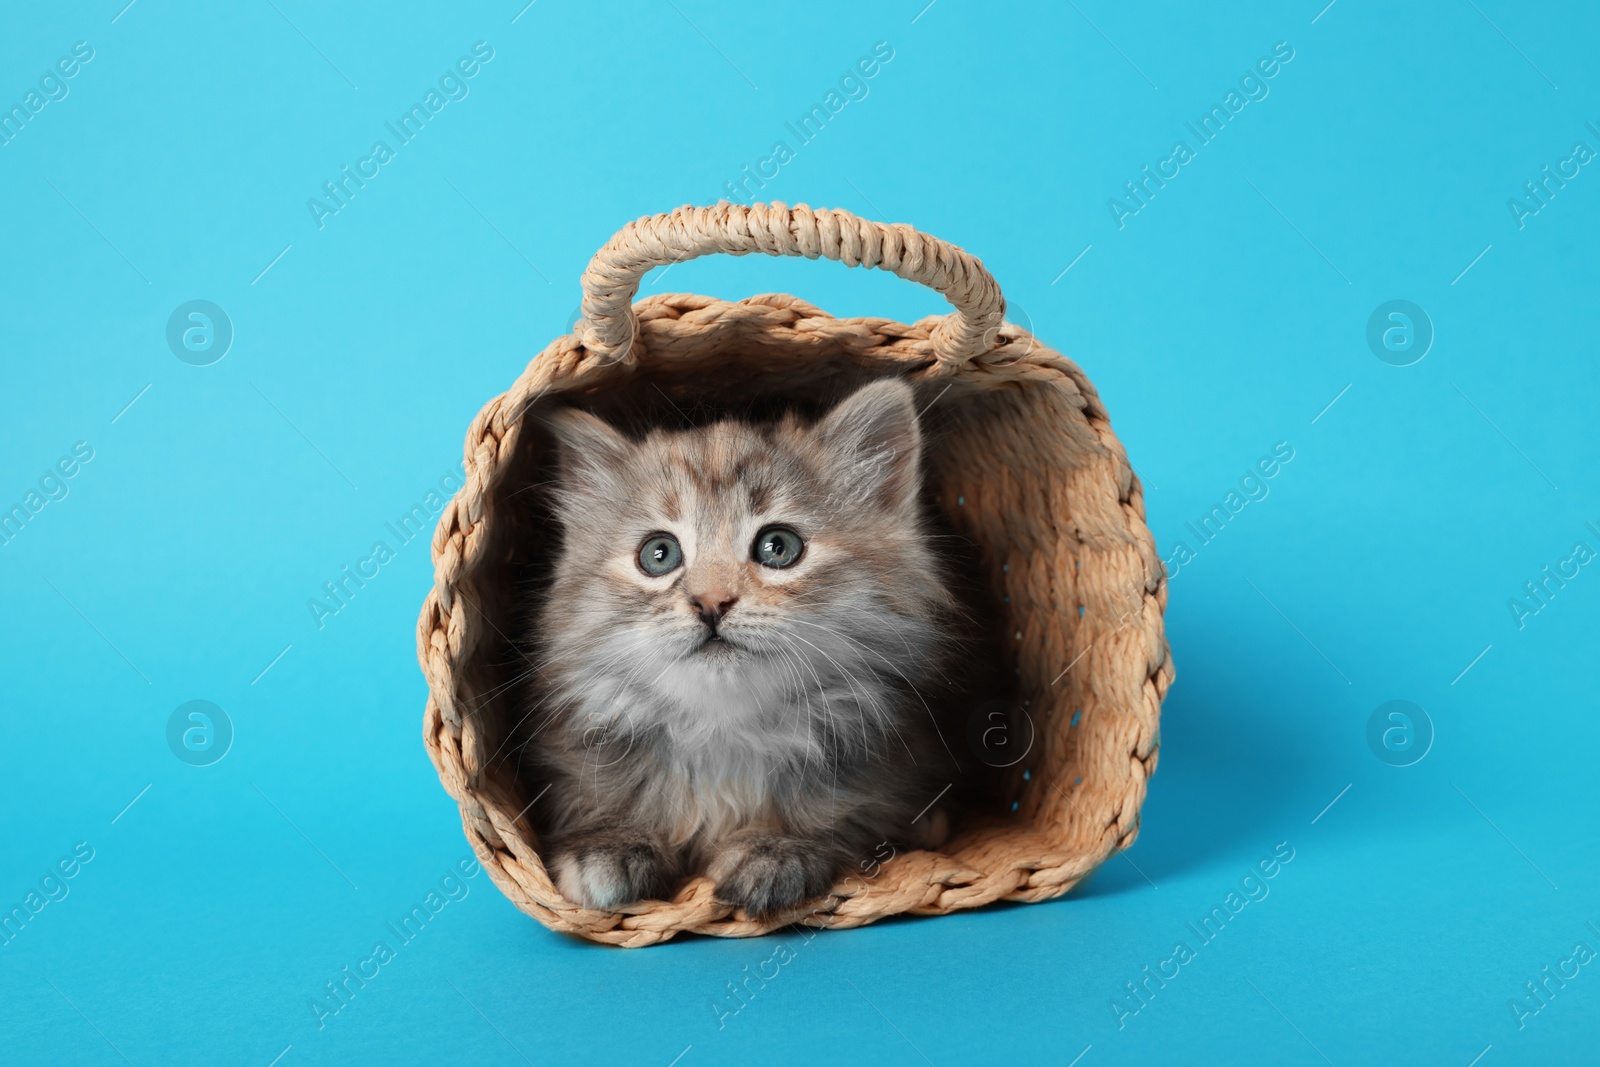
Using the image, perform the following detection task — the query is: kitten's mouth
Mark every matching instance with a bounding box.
[696,633,740,655]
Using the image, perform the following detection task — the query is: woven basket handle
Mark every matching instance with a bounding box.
[576,201,1006,367]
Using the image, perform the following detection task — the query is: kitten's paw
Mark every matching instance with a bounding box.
[549,836,671,910]
[908,807,950,849]
[710,834,837,918]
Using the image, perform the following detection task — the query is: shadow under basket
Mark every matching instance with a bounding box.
[417,202,1172,947]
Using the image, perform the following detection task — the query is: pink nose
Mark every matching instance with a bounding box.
[689,592,738,627]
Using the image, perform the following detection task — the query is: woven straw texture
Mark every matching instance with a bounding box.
[417,202,1172,947]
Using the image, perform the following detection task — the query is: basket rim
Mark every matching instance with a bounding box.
[417,290,1172,947]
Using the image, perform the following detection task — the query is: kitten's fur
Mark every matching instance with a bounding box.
[527,378,963,916]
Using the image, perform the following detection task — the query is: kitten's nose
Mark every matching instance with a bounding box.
[689,591,738,628]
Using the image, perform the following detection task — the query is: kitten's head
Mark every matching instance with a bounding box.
[538,378,951,736]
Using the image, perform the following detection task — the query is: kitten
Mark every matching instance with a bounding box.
[526,378,963,917]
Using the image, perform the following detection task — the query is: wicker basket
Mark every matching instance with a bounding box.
[417,201,1171,947]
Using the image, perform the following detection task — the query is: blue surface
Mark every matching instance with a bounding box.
[2,2,1596,1064]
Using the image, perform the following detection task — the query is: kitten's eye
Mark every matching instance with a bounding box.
[637,533,683,576]
[753,525,805,569]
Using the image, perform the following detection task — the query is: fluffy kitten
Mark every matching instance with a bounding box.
[526,378,962,916]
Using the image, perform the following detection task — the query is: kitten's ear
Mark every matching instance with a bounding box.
[542,406,631,502]
[812,378,922,512]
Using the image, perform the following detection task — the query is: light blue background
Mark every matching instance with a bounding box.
[2,1,1596,1064]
